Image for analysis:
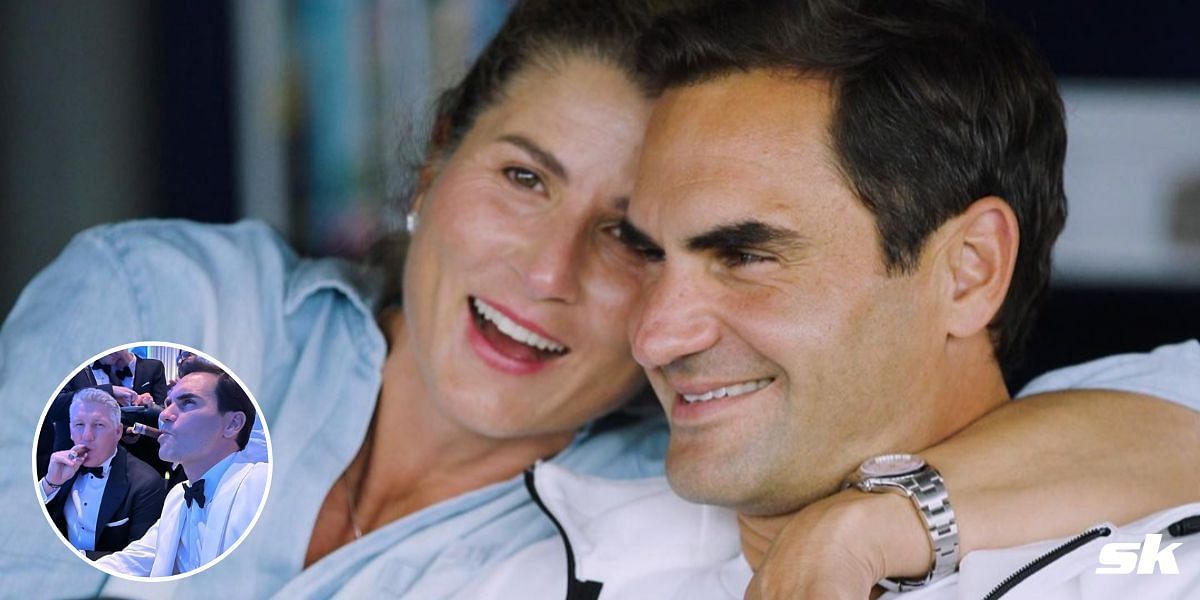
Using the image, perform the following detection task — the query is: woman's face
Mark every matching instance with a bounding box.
[401,57,652,439]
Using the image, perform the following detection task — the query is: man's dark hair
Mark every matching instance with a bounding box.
[178,359,256,450]
[639,0,1068,372]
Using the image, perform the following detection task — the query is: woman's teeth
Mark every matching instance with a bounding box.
[472,298,567,354]
[682,378,773,404]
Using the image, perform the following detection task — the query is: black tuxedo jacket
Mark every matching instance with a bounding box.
[124,357,168,405]
[44,446,167,558]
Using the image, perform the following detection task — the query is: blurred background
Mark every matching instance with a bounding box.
[1,0,1198,388]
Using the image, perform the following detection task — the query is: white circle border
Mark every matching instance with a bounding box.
[29,340,275,583]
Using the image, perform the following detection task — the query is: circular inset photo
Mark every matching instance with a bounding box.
[32,342,272,581]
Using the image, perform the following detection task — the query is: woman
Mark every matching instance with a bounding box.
[3,0,1196,597]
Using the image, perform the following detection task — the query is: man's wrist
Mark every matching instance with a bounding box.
[40,477,63,501]
[846,488,937,580]
[845,455,960,590]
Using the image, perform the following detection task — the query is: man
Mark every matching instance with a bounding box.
[620,1,1199,598]
[95,362,268,577]
[100,348,173,476]
[39,388,167,559]
[94,348,168,406]
[41,349,171,477]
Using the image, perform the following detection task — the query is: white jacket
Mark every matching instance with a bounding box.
[457,462,1200,600]
[451,462,744,599]
[95,459,269,579]
[892,502,1200,600]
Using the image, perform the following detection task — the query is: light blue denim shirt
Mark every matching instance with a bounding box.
[0,220,667,599]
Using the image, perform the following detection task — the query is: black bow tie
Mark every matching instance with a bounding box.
[79,466,104,479]
[112,365,133,381]
[183,479,206,509]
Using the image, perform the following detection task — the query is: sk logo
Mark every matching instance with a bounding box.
[1095,534,1183,575]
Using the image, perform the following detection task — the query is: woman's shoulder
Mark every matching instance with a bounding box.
[1,219,376,407]
[78,218,299,278]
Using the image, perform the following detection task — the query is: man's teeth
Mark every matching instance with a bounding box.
[682,378,772,403]
[472,298,567,353]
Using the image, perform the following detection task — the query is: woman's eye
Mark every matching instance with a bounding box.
[503,167,545,192]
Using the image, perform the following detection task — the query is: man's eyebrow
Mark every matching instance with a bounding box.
[686,220,808,253]
[166,392,201,405]
[498,134,568,182]
[617,218,665,258]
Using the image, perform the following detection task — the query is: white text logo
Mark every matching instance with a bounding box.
[1095,534,1182,575]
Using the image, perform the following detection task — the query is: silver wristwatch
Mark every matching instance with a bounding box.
[844,453,959,592]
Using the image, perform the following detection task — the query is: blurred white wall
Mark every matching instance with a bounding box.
[1055,81,1200,286]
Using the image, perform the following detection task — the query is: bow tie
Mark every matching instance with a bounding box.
[183,479,206,509]
[79,466,105,479]
[112,365,133,381]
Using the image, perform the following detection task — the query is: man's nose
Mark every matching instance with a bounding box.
[631,267,720,369]
[80,424,95,441]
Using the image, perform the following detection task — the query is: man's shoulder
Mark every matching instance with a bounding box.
[220,460,270,500]
[137,357,165,371]
[121,449,165,489]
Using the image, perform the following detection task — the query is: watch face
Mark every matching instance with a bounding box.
[859,453,925,477]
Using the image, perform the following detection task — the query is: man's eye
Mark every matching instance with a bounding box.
[722,250,774,268]
[503,167,544,192]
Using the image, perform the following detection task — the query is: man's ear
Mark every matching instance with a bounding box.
[939,196,1019,339]
[223,411,247,442]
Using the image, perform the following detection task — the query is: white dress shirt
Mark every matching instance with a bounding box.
[41,449,118,551]
[174,452,237,575]
[91,355,136,388]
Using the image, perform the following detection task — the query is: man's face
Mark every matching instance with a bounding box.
[627,71,947,516]
[99,350,131,369]
[70,403,122,467]
[158,373,240,467]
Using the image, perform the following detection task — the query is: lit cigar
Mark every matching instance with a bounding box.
[127,422,163,439]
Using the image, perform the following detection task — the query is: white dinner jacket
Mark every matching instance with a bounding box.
[96,458,269,577]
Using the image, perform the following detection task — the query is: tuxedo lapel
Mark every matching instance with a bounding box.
[46,473,80,536]
[133,360,150,392]
[95,448,129,535]
[198,461,252,564]
[149,488,187,576]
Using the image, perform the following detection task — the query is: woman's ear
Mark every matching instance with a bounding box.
[940,196,1019,339]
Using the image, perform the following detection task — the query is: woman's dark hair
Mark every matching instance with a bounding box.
[178,359,257,451]
[638,0,1068,374]
[372,0,701,310]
